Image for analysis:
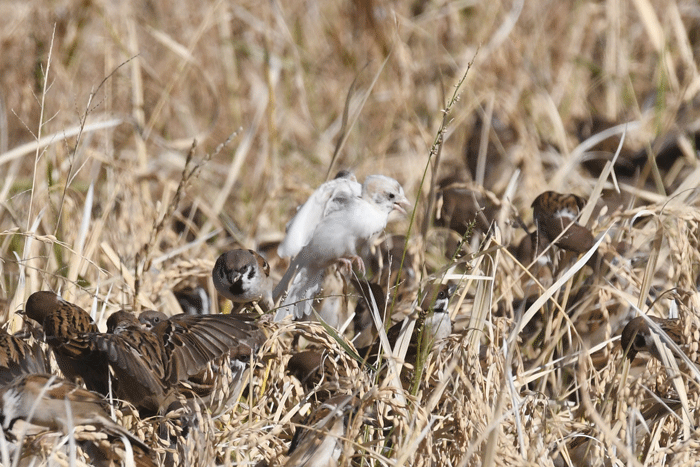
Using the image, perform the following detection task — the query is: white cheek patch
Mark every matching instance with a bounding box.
[433,298,448,312]
[554,209,577,221]
[643,334,657,350]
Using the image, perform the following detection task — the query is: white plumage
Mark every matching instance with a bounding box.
[274,174,410,321]
[277,171,361,259]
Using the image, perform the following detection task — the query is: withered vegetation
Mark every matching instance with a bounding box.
[0,0,699,465]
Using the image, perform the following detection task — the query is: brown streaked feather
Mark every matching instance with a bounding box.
[0,374,155,466]
[145,312,266,385]
[24,291,109,395]
[0,329,50,384]
[90,311,170,413]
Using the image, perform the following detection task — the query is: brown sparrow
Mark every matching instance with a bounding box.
[435,182,492,236]
[138,310,266,385]
[213,249,274,311]
[621,316,683,362]
[351,279,388,349]
[531,191,594,256]
[358,283,456,364]
[89,310,172,414]
[92,308,265,414]
[0,373,155,466]
[274,175,410,320]
[286,350,332,392]
[0,327,49,384]
[174,284,211,315]
[23,291,110,395]
[285,394,364,467]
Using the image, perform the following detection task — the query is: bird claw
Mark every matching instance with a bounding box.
[354,256,366,275]
[338,256,365,276]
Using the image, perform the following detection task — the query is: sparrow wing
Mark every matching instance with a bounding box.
[537,215,594,254]
[0,331,50,384]
[153,314,265,384]
[90,329,169,409]
[42,317,110,395]
[278,178,362,258]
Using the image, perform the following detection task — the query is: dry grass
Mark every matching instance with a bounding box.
[1,0,700,465]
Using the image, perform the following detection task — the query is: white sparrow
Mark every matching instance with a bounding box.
[277,170,360,259]
[213,249,274,311]
[274,175,410,321]
[0,373,155,466]
[23,291,110,395]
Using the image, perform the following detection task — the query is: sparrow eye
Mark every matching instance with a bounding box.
[388,193,395,200]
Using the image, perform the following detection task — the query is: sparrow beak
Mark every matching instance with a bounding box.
[393,196,411,215]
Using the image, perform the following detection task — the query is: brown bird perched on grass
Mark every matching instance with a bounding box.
[0,373,155,467]
[87,309,266,414]
[351,279,387,349]
[358,283,456,364]
[89,310,173,414]
[23,291,110,395]
[531,191,594,256]
[621,316,683,362]
[137,310,266,377]
[213,249,274,311]
[138,310,266,403]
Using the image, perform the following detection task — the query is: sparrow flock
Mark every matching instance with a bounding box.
[1,290,266,465]
[0,171,419,466]
[0,172,672,466]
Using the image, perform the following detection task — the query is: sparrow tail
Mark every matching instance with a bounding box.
[274,262,325,321]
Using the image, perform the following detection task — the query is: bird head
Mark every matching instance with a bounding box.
[362,175,411,215]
